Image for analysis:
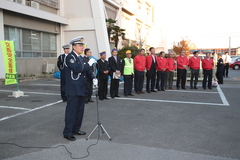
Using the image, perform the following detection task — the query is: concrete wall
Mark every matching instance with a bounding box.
[17,58,58,75]
[3,10,60,34]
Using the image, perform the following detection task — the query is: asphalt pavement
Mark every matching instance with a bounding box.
[0,69,240,160]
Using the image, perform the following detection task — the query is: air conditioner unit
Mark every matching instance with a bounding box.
[16,0,26,5]
[31,1,39,9]
[43,64,55,73]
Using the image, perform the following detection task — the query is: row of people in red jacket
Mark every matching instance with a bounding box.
[134,47,214,93]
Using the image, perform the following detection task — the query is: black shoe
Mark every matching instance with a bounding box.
[99,98,104,100]
[177,87,180,90]
[194,87,198,89]
[124,95,128,97]
[147,91,151,93]
[85,101,89,104]
[203,87,206,89]
[63,100,67,102]
[157,89,161,91]
[73,130,86,135]
[208,87,212,90]
[128,94,134,96]
[88,99,94,103]
[190,87,193,89]
[182,88,186,90]
[104,97,109,100]
[161,89,165,91]
[151,90,157,92]
[115,95,120,97]
[64,135,76,141]
[111,96,115,98]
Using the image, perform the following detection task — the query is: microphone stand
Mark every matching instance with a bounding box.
[86,63,111,141]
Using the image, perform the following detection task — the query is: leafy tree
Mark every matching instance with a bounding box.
[117,45,139,60]
[111,26,126,49]
[172,38,191,56]
[106,18,116,42]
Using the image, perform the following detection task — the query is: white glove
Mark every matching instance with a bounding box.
[93,78,98,87]
[88,58,96,66]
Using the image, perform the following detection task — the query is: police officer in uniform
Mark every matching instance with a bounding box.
[63,36,96,141]
[57,44,70,102]
[122,50,134,96]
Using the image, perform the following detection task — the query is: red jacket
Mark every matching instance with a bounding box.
[146,55,157,71]
[189,56,200,69]
[134,54,146,71]
[166,58,176,72]
[177,56,189,70]
[202,58,213,70]
[156,57,168,71]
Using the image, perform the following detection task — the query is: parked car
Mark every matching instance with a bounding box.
[230,57,240,70]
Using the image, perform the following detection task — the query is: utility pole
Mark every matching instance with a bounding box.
[229,36,231,55]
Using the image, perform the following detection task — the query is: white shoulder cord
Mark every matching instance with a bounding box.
[71,55,81,80]
[60,55,64,70]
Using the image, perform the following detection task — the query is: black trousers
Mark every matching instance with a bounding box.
[156,71,166,90]
[60,73,67,101]
[190,69,199,88]
[85,80,93,101]
[146,70,156,92]
[223,63,229,77]
[124,75,133,95]
[202,69,212,89]
[176,69,187,88]
[63,95,85,136]
[216,72,223,84]
[98,79,108,99]
[134,70,144,93]
[110,78,120,97]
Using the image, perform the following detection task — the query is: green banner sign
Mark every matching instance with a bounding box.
[0,41,17,85]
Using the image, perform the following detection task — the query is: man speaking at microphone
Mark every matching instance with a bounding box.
[63,36,97,141]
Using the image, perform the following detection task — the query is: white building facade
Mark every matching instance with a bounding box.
[0,0,167,78]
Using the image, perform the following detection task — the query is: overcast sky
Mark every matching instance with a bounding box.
[154,0,240,49]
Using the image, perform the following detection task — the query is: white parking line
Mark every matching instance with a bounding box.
[30,84,60,86]
[0,100,62,122]
[0,90,60,96]
[217,85,230,106]
[0,106,31,111]
[114,97,229,106]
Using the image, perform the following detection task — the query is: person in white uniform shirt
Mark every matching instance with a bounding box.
[223,52,231,77]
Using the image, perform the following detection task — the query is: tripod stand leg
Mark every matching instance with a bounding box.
[100,124,112,141]
[86,124,99,140]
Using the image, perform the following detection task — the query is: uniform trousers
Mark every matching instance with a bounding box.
[124,75,133,95]
[165,71,174,89]
[60,73,67,101]
[85,80,93,101]
[110,78,120,97]
[156,71,165,90]
[176,69,187,88]
[146,70,156,92]
[202,69,212,89]
[223,63,229,77]
[134,70,144,93]
[63,95,85,136]
[98,79,108,99]
[190,69,199,88]
[216,72,223,84]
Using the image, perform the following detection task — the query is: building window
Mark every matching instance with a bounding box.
[4,26,57,58]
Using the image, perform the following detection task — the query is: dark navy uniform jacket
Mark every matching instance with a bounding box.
[57,54,66,75]
[217,58,224,72]
[65,51,94,96]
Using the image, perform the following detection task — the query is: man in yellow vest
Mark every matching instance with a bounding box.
[122,50,134,97]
